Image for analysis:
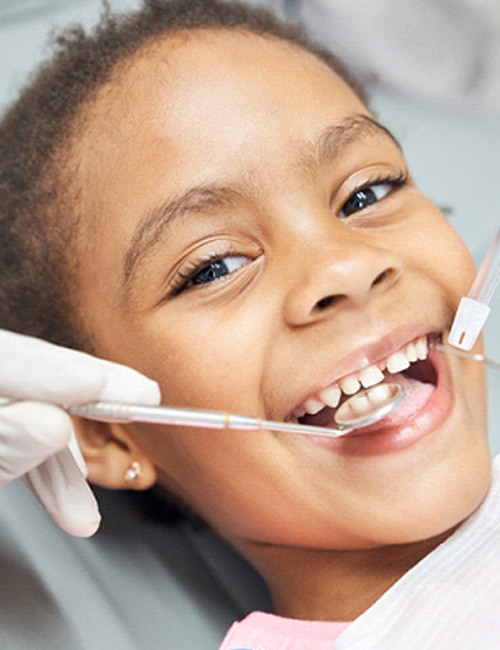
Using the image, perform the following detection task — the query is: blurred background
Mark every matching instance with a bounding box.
[0,0,498,448]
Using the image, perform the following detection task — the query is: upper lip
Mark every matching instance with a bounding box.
[283,324,440,421]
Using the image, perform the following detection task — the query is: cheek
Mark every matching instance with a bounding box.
[400,206,476,298]
[431,228,476,295]
[137,308,270,412]
[127,422,282,537]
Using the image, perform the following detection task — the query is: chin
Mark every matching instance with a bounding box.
[372,457,492,547]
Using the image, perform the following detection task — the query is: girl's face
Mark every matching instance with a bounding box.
[73,31,490,551]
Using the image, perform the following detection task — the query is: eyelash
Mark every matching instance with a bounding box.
[170,250,242,296]
[338,171,409,218]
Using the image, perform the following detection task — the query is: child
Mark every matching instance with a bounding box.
[0,0,497,647]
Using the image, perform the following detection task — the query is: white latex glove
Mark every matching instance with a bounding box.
[0,329,160,537]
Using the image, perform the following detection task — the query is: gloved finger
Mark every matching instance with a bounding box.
[23,447,101,537]
[0,330,106,403]
[89,356,161,405]
[68,428,88,477]
[0,329,160,405]
[0,401,72,484]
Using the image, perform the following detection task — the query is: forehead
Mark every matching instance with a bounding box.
[74,29,368,169]
[70,28,369,221]
[90,27,361,109]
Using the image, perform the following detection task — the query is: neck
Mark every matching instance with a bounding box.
[237,530,455,621]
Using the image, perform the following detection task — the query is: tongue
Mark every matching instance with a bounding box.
[369,374,434,429]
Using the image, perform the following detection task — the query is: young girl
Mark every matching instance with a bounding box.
[0,1,497,647]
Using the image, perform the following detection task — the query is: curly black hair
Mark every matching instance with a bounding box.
[0,0,367,350]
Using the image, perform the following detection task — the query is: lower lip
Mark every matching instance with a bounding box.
[312,348,454,456]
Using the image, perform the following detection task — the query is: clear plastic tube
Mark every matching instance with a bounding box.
[448,228,500,350]
[468,228,500,305]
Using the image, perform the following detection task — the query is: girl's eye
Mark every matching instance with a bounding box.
[338,174,407,219]
[191,256,248,285]
[175,254,250,293]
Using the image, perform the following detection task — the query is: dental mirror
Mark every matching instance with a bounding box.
[66,381,405,438]
[65,380,406,439]
[0,381,406,440]
[333,382,405,429]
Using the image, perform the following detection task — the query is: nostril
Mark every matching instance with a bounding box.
[372,268,396,288]
[316,294,338,310]
[313,267,398,312]
[372,270,387,287]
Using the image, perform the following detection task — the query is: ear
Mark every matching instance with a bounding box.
[72,416,157,491]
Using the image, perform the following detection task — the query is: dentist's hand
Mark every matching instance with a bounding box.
[0,329,160,537]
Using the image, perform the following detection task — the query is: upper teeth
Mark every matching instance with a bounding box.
[294,336,428,418]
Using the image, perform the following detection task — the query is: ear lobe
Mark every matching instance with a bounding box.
[72,417,157,491]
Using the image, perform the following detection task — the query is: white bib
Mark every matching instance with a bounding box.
[336,455,500,648]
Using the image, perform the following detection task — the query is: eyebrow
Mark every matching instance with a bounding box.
[123,184,242,286]
[122,115,401,289]
[312,115,401,166]
[293,114,402,184]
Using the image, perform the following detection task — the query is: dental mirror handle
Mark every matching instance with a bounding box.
[66,401,349,438]
[448,228,500,351]
[69,383,404,436]
[0,396,346,436]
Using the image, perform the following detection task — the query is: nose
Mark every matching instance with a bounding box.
[283,231,402,326]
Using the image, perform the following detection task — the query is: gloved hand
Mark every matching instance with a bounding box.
[0,329,160,537]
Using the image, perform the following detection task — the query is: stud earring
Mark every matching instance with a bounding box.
[124,461,142,483]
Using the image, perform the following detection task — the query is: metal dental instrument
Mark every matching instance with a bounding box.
[434,342,500,371]
[449,228,500,351]
[0,382,405,439]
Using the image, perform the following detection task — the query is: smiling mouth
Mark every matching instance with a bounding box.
[289,334,439,430]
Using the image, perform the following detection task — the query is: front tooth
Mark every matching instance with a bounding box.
[367,383,392,405]
[319,384,341,408]
[415,337,428,360]
[386,351,410,374]
[359,365,384,388]
[340,375,361,395]
[303,397,324,415]
[346,392,372,415]
[405,342,418,362]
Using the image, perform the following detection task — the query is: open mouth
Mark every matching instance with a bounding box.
[289,335,439,430]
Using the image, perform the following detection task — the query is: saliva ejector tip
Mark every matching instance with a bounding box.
[448,228,500,351]
[448,297,491,351]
